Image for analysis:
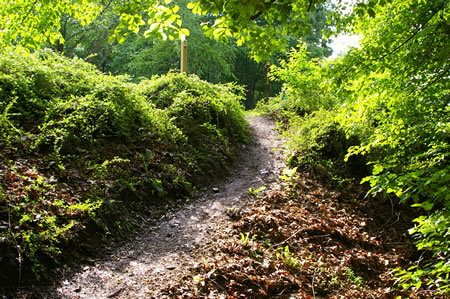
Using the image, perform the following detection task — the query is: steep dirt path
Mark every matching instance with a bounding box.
[44,115,285,298]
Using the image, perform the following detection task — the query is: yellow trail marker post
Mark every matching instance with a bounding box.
[265,63,270,103]
[180,39,187,74]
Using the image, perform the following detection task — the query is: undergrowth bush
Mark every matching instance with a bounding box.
[283,109,366,184]
[259,43,335,119]
[140,72,248,143]
[139,73,249,177]
[0,49,248,285]
[138,73,221,109]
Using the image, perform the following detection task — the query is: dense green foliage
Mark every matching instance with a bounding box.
[138,72,249,176]
[333,0,449,294]
[187,0,331,61]
[0,0,189,51]
[0,49,248,282]
[283,109,366,184]
[0,0,338,61]
[268,44,335,115]
[1,0,335,110]
[0,0,100,49]
[56,1,238,83]
[261,43,365,184]
[260,0,449,295]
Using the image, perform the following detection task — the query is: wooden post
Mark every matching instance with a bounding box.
[180,38,187,74]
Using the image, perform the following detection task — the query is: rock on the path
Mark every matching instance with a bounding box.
[212,187,219,193]
[261,169,270,175]
[107,288,124,298]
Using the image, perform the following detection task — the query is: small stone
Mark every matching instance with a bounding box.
[212,188,219,193]
[167,265,177,270]
[49,176,58,184]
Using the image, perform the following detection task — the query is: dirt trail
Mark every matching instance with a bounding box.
[45,115,285,298]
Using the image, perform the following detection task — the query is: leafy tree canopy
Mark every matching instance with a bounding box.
[0,0,101,49]
[0,0,189,50]
[0,0,347,60]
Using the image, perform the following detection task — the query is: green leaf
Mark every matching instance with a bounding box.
[213,28,226,38]
[180,28,190,37]
[372,164,384,175]
[411,201,434,211]
[117,35,126,44]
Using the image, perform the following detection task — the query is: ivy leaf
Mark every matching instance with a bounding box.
[411,202,434,211]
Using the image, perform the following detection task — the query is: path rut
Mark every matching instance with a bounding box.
[45,115,285,298]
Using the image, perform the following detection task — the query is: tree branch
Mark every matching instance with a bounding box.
[308,0,314,12]
[250,0,275,21]
[64,0,115,57]
[22,0,39,22]
[369,2,444,62]
[336,2,445,82]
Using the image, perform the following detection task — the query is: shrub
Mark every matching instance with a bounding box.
[284,109,366,183]
[266,43,336,117]
[139,72,249,176]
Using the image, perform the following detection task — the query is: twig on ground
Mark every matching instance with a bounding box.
[312,272,316,299]
[274,228,303,247]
